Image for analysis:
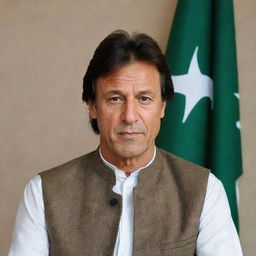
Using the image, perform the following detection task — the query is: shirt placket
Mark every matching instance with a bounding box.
[117,177,135,256]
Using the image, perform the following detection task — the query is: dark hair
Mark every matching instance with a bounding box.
[82,30,174,134]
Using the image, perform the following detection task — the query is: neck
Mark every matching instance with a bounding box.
[99,146,155,175]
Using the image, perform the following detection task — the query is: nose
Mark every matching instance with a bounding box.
[121,99,138,124]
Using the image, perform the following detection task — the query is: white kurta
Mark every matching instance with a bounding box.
[8,149,243,256]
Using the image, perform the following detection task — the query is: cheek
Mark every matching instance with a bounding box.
[151,109,163,132]
[97,110,119,131]
[152,118,161,134]
[143,114,161,134]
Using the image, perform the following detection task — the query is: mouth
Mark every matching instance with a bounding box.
[117,132,143,139]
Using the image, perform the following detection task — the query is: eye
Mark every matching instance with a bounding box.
[108,96,123,103]
[139,96,152,104]
[110,97,120,101]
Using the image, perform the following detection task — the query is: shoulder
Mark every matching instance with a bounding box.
[156,148,210,199]
[203,172,230,216]
[24,175,43,204]
[39,149,98,181]
[157,147,210,177]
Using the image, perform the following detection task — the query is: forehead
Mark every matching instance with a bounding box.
[96,61,161,92]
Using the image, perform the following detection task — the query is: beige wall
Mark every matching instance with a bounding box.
[235,1,256,254]
[0,0,255,255]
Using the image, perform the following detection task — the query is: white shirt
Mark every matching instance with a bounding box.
[8,150,243,256]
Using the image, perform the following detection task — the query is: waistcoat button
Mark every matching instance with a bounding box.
[108,198,118,206]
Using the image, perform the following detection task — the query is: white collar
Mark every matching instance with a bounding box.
[99,147,156,179]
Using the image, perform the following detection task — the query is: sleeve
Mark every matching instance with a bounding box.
[196,173,243,256]
[7,175,49,256]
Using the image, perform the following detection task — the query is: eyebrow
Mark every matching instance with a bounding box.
[137,90,155,96]
[105,90,123,96]
[105,89,155,96]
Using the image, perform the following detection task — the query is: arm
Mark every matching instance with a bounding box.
[196,173,243,256]
[8,175,49,256]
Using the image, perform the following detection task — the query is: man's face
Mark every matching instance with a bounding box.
[89,61,166,163]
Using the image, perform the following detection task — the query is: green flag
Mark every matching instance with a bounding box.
[156,0,243,230]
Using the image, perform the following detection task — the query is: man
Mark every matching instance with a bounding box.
[8,30,243,255]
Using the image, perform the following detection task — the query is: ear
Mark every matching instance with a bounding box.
[160,101,166,118]
[88,100,97,119]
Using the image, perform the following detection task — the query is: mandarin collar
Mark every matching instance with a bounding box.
[91,147,161,185]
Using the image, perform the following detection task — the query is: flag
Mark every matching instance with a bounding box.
[156,0,243,230]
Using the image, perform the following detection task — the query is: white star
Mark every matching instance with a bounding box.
[172,47,213,123]
[234,93,241,129]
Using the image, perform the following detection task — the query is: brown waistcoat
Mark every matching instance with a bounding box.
[40,148,209,256]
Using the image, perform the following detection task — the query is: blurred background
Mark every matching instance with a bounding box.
[0,0,255,255]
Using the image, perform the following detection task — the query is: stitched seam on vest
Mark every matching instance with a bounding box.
[161,239,196,250]
[160,234,197,246]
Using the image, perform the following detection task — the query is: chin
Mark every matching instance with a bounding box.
[115,144,149,159]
